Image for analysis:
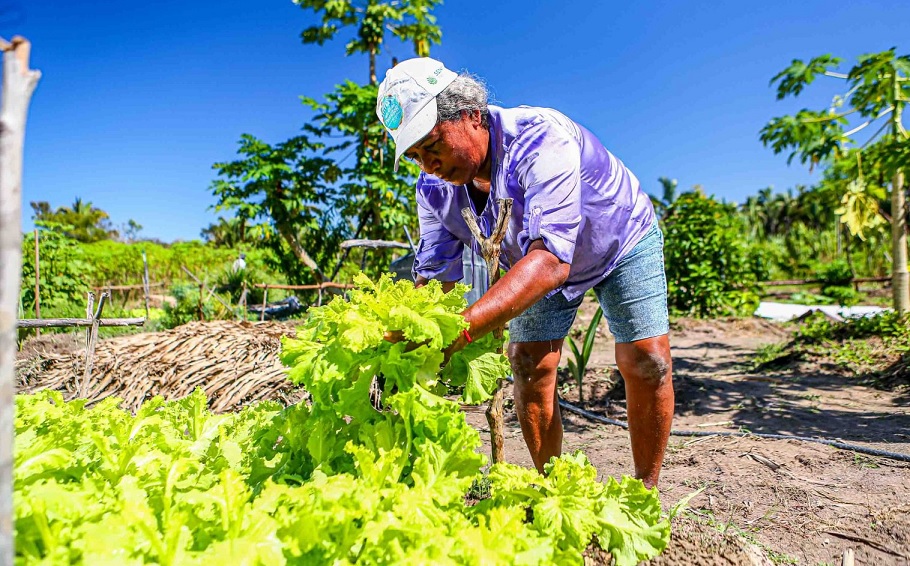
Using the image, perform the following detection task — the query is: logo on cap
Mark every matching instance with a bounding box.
[380,95,403,130]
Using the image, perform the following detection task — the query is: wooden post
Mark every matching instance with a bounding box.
[80,292,107,397]
[260,285,268,321]
[0,36,41,564]
[197,281,204,321]
[142,250,150,320]
[461,197,513,464]
[33,228,40,337]
[83,292,94,382]
[180,265,233,314]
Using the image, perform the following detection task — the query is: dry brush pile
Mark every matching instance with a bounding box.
[16,321,302,412]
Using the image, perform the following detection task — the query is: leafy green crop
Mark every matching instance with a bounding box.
[15,274,670,565]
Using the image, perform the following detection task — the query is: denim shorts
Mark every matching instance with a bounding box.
[509,222,670,344]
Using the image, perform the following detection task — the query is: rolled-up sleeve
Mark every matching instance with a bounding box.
[414,181,465,282]
[514,123,582,265]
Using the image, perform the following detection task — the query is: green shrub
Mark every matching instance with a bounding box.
[663,190,761,317]
[19,226,92,322]
[160,284,214,329]
[815,259,859,306]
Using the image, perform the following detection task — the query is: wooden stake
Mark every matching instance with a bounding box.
[80,292,108,397]
[461,197,513,465]
[181,265,233,314]
[0,36,41,564]
[842,548,854,566]
[142,251,150,320]
[197,282,205,321]
[33,229,40,337]
[260,285,268,321]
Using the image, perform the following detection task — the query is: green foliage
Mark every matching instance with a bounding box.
[159,283,214,329]
[769,55,843,100]
[754,311,910,377]
[663,190,761,317]
[302,80,422,279]
[29,198,119,243]
[761,49,909,172]
[212,0,443,284]
[211,133,343,284]
[815,259,859,307]
[80,238,279,289]
[295,0,443,63]
[760,49,909,311]
[14,274,671,565]
[200,216,250,248]
[19,226,92,320]
[565,307,603,403]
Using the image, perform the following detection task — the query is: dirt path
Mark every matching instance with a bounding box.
[465,300,910,565]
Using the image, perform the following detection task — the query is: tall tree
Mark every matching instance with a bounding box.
[30,197,118,242]
[296,0,442,278]
[296,0,442,83]
[211,133,342,283]
[760,49,910,311]
[212,0,444,283]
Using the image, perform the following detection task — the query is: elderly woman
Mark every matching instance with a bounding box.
[376,57,673,488]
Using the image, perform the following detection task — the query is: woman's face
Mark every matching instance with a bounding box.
[403,110,489,185]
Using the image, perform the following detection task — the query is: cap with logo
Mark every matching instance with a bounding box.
[376,57,458,172]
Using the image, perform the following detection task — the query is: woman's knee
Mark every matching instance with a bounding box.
[616,336,672,386]
[508,340,563,384]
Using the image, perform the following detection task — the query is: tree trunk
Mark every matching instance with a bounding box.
[369,48,377,86]
[893,168,909,313]
[277,224,326,283]
[0,36,41,566]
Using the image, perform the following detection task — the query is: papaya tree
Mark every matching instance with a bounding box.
[760,49,910,312]
[295,0,442,278]
[212,0,443,283]
[211,133,342,283]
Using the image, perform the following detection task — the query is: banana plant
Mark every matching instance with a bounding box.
[565,307,603,404]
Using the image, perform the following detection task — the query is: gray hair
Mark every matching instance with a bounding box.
[436,72,490,127]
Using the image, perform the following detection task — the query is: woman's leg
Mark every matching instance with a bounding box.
[615,334,673,488]
[509,339,565,473]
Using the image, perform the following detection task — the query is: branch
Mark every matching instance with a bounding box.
[860,120,892,149]
[823,71,849,79]
[802,108,858,123]
[842,107,892,138]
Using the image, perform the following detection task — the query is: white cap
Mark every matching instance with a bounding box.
[376,57,458,172]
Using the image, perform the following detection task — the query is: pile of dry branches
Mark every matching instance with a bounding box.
[16,321,302,412]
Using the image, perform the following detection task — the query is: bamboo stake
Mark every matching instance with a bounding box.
[0,36,40,564]
[33,229,39,336]
[461,197,513,465]
[260,285,268,322]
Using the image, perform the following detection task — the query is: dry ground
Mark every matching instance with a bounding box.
[463,299,910,566]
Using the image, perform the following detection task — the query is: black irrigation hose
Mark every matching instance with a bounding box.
[503,377,910,463]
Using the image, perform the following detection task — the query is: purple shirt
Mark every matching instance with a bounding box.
[414,105,655,301]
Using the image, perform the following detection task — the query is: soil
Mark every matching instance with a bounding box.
[464,298,910,566]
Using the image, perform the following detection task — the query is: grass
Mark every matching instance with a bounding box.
[750,311,910,386]
[685,508,800,565]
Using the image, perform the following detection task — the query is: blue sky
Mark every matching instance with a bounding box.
[8,0,909,242]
